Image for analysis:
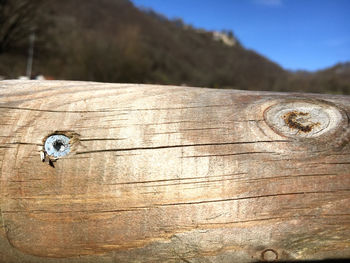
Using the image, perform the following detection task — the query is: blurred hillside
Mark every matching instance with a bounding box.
[0,0,349,94]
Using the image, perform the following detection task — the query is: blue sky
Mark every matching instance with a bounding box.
[130,0,350,71]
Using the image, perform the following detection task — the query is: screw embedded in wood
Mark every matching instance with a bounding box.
[44,134,70,158]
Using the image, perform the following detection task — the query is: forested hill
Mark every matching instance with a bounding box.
[0,0,349,94]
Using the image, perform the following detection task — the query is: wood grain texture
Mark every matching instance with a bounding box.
[0,80,349,262]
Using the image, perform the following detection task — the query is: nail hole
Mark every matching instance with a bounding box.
[261,249,278,261]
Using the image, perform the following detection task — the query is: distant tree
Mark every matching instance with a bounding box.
[0,0,44,53]
[172,18,185,28]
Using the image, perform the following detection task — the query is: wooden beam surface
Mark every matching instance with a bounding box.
[0,80,349,262]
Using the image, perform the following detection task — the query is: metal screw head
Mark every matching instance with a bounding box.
[44,135,70,158]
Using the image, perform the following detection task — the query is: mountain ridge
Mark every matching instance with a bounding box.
[0,0,349,94]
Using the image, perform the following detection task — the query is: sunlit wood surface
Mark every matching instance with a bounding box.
[0,80,349,262]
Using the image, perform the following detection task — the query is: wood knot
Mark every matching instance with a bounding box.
[283,111,320,133]
[264,99,345,139]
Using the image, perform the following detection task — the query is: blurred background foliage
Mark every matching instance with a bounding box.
[0,0,349,94]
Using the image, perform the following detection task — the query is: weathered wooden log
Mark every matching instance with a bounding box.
[0,80,349,262]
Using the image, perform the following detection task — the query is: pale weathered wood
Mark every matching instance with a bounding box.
[0,80,349,262]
